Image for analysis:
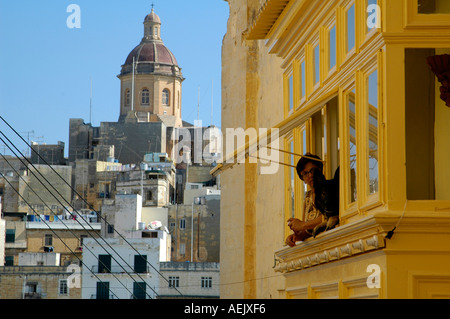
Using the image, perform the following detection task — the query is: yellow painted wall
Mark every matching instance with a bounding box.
[220,0,450,299]
[220,0,286,299]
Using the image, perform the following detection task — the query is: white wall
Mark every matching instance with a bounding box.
[81,237,161,299]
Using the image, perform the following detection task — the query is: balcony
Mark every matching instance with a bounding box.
[273,213,393,273]
[91,265,151,274]
[26,214,101,230]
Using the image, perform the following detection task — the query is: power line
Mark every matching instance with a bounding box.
[0,138,152,299]
[0,147,148,299]
[0,166,122,300]
[0,116,183,297]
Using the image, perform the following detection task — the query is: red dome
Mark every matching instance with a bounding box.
[125,42,178,66]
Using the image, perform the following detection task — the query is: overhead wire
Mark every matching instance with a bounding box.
[0,138,150,299]
[0,166,121,300]
[0,115,183,297]
[0,149,146,299]
[0,131,156,299]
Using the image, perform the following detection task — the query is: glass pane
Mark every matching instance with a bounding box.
[314,44,320,85]
[418,0,450,13]
[302,130,308,198]
[288,75,294,111]
[301,61,306,98]
[348,89,357,203]
[290,141,295,218]
[347,4,356,53]
[368,70,378,195]
[329,26,336,70]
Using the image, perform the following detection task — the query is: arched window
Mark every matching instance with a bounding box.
[125,89,130,107]
[162,89,170,106]
[141,89,150,105]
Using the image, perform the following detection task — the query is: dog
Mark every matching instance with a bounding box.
[311,167,340,238]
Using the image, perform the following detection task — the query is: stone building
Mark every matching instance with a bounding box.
[168,192,220,263]
[159,262,220,299]
[0,265,81,299]
[0,252,81,299]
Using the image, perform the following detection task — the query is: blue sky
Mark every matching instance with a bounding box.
[0,0,228,157]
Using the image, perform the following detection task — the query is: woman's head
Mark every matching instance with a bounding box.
[296,153,323,184]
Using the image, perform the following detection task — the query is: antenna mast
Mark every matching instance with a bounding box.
[90,77,93,124]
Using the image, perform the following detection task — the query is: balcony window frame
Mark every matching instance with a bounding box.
[406,0,450,28]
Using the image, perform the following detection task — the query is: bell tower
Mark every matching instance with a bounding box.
[117,8,184,127]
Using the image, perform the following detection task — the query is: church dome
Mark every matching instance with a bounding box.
[119,9,183,79]
[124,42,178,66]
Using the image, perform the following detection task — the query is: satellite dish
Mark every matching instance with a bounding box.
[149,220,162,229]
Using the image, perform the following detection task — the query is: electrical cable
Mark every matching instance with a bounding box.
[0,151,141,299]
[0,169,121,300]
[0,116,183,297]
[0,134,156,299]
[385,200,407,240]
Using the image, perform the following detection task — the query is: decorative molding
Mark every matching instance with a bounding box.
[274,211,450,273]
[274,234,384,273]
[273,213,394,273]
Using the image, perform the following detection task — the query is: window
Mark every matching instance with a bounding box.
[141,89,150,105]
[5,255,14,266]
[180,218,186,230]
[179,242,186,255]
[201,277,212,288]
[162,89,170,105]
[134,255,147,273]
[367,69,379,196]
[418,0,450,13]
[288,74,294,112]
[300,60,306,100]
[96,281,110,299]
[44,234,53,246]
[347,88,357,204]
[5,229,15,243]
[405,48,450,200]
[289,139,295,219]
[24,282,40,299]
[346,3,356,54]
[313,44,321,86]
[98,254,111,273]
[169,276,179,288]
[107,224,114,234]
[329,25,337,71]
[133,282,146,299]
[125,89,130,107]
[147,190,153,201]
[59,279,69,295]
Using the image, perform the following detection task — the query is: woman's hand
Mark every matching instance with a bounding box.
[287,218,305,232]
